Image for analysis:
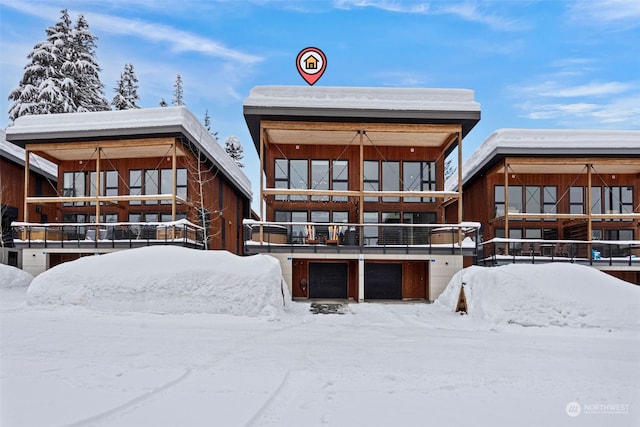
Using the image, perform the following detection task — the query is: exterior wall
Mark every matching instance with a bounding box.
[267,252,461,302]
[464,169,639,242]
[265,143,449,224]
[47,140,249,255]
[1,157,57,223]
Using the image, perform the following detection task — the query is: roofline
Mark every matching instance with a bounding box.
[243,106,481,151]
[459,128,640,189]
[6,107,252,200]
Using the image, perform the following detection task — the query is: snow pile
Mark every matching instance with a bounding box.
[27,246,290,318]
[437,264,640,330]
[0,264,33,288]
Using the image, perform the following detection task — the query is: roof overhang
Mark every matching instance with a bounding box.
[460,129,640,189]
[6,107,252,200]
[243,86,481,154]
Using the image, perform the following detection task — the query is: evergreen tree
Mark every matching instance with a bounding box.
[112,64,140,110]
[8,9,72,120]
[159,98,168,107]
[8,9,108,121]
[71,14,110,112]
[224,136,244,168]
[203,110,211,132]
[172,73,184,106]
[445,159,456,180]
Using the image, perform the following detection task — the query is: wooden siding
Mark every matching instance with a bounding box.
[18,136,249,255]
[264,143,451,223]
[462,161,640,242]
[1,157,57,223]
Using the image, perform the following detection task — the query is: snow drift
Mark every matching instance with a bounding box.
[0,264,33,288]
[437,263,640,330]
[27,246,290,318]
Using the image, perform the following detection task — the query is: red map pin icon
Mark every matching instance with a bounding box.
[296,47,327,86]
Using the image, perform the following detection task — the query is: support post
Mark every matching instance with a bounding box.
[259,126,266,244]
[457,132,463,245]
[23,149,30,222]
[504,160,509,256]
[172,142,177,221]
[95,148,101,225]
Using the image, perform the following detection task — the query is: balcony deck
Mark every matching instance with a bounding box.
[243,221,481,257]
[479,237,640,270]
[11,220,205,250]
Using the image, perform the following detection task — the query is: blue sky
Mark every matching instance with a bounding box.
[1,0,639,208]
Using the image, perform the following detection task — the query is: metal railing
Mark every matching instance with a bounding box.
[480,237,640,267]
[11,221,205,249]
[243,220,481,255]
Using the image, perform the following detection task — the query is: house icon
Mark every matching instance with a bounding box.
[304,55,319,70]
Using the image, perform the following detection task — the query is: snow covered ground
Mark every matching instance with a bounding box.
[1,247,639,427]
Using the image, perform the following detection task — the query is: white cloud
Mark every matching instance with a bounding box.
[333,0,524,30]
[568,0,640,28]
[518,95,640,127]
[521,81,634,98]
[0,0,262,64]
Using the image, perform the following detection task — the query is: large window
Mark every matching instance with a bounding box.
[570,186,584,214]
[311,160,329,201]
[572,186,633,221]
[332,160,349,202]
[89,170,118,205]
[363,161,379,202]
[274,159,348,202]
[381,161,400,202]
[274,159,308,201]
[494,185,556,218]
[604,186,633,216]
[129,169,186,205]
[403,161,436,202]
[63,172,86,206]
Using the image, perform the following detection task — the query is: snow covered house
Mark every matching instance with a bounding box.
[1,129,58,267]
[451,128,640,284]
[243,85,481,302]
[5,107,252,276]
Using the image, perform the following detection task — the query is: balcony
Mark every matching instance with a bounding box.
[11,219,205,250]
[480,237,640,268]
[244,220,480,256]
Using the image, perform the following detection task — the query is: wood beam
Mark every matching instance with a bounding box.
[26,137,178,153]
[260,120,462,134]
[24,149,30,222]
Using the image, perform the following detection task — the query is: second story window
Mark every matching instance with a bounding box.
[63,172,86,206]
[403,161,436,203]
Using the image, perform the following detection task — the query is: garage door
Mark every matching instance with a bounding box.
[365,263,402,300]
[309,262,348,299]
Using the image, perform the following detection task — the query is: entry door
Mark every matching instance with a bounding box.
[364,263,402,299]
[309,262,348,299]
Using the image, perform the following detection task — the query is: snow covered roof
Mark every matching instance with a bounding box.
[457,128,640,189]
[0,129,57,181]
[5,107,251,199]
[243,85,481,148]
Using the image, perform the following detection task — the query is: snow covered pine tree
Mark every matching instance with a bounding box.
[8,9,109,121]
[224,136,245,168]
[112,64,140,110]
[172,74,184,106]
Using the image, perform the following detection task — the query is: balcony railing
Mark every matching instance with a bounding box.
[11,220,205,249]
[480,238,640,267]
[244,220,480,255]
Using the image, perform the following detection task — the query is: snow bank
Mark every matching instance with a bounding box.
[437,264,640,330]
[0,264,33,288]
[27,247,290,318]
